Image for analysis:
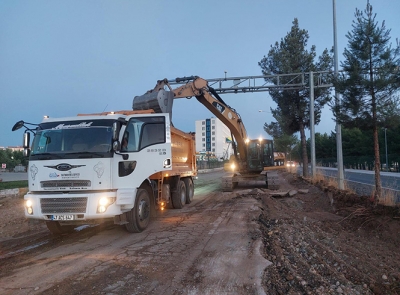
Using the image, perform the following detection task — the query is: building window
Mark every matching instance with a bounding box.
[202,143,205,147]
[212,120,215,124]
[202,132,205,136]
[212,126,215,130]
[212,137,215,141]
[212,148,215,152]
[202,121,205,125]
[202,138,205,142]
[212,143,215,146]
[202,127,205,130]
[212,131,215,135]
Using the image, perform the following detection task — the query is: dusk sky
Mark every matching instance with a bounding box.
[1,0,399,147]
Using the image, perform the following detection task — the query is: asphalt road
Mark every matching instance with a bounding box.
[315,167,400,189]
[311,167,400,202]
[0,172,28,182]
[0,170,269,295]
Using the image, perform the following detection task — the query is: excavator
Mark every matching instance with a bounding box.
[133,76,283,191]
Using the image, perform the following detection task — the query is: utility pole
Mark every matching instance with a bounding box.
[333,0,344,189]
[310,71,316,177]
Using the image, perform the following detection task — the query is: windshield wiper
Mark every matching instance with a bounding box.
[32,153,64,159]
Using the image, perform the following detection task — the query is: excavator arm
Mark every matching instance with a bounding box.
[133,75,281,191]
[135,76,249,164]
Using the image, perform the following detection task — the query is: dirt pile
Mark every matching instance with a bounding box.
[256,172,400,295]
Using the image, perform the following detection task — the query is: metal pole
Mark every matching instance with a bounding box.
[385,128,389,171]
[333,0,344,189]
[310,71,316,177]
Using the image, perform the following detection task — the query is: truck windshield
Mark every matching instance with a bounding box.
[30,122,113,160]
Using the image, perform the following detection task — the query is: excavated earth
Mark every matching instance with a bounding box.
[0,170,399,295]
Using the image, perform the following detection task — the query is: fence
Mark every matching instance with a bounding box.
[196,160,225,170]
[317,153,400,172]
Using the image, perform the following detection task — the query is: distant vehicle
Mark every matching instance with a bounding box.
[13,164,25,172]
[286,161,296,167]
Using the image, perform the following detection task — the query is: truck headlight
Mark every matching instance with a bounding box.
[231,163,236,171]
[25,199,33,215]
[97,197,116,213]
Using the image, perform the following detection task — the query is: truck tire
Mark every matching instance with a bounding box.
[183,177,194,204]
[125,189,151,233]
[45,221,75,235]
[171,180,186,209]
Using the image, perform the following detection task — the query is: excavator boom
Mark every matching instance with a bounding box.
[134,76,249,164]
[133,76,281,190]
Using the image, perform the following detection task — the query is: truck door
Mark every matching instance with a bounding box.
[113,114,172,189]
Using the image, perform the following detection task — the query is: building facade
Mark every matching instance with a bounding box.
[195,117,233,160]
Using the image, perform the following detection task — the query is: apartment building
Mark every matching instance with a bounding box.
[194,117,233,160]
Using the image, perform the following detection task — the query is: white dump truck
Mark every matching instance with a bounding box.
[12,109,196,234]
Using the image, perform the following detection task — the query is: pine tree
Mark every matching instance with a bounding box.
[333,1,400,202]
[263,121,298,158]
[259,18,333,177]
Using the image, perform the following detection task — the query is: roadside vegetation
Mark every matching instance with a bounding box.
[290,126,400,172]
[0,149,27,172]
[0,180,28,190]
[261,1,399,205]
[259,18,333,178]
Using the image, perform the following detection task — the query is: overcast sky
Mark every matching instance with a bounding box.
[1,0,399,147]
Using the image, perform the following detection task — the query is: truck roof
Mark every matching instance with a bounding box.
[41,110,156,123]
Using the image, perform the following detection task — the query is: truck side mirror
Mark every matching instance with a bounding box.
[23,149,31,157]
[23,132,30,148]
[113,141,121,152]
[23,132,31,157]
[112,121,120,141]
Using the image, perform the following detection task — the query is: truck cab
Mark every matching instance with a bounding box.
[13,111,190,234]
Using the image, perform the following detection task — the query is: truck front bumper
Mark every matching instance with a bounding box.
[23,189,136,221]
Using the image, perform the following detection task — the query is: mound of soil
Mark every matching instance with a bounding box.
[258,172,400,295]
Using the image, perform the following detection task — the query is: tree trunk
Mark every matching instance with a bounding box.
[299,123,308,177]
[369,50,382,204]
[372,122,382,203]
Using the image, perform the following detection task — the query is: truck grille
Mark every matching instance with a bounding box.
[40,197,88,214]
[40,180,91,188]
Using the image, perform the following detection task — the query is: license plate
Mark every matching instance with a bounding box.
[52,215,74,221]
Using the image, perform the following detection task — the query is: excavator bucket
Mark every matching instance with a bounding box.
[133,89,174,121]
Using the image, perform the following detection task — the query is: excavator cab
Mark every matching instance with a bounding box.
[246,139,274,173]
[225,138,274,174]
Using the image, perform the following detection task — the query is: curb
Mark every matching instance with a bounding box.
[0,187,28,197]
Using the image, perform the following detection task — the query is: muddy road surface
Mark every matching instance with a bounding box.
[0,170,269,295]
[1,170,400,295]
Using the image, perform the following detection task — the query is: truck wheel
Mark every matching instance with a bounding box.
[171,180,186,209]
[183,177,194,204]
[45,221,75,235]
[125,189,151,233]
